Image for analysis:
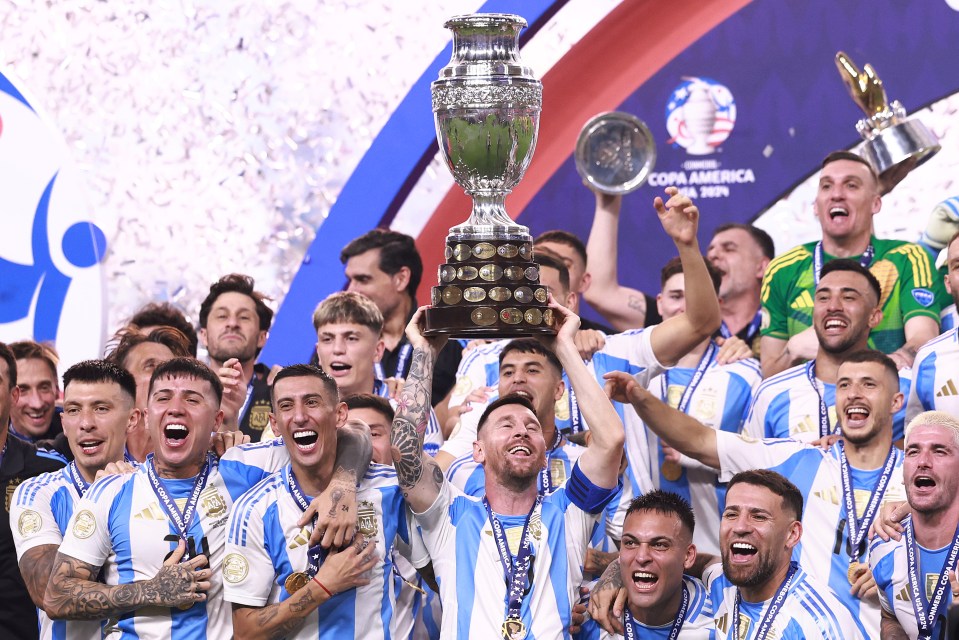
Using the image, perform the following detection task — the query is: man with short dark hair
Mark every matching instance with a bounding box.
[606,349,904,637]
[11,359,139,640]
[745,258,910,444]
[709,470,864,638]
[9,340,62,443]
[0,342,65,640]
[341,229,463,407]
[128,303,199,356]
[761,150,946,376]
[199,273,274,441]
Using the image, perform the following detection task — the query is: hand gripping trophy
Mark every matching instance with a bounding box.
[423,14,555,337]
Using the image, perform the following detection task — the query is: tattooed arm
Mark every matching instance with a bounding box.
[390,307,449,513]
[43,541,210,620]
[19,544,58,608]
[879,608,909,639]
[232,540,378,640]
[302,418,374,548]
[587,557,626,635]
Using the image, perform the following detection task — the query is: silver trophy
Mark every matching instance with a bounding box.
[424,13,555,337]
[835,52,940,195]
[575,111,657,195]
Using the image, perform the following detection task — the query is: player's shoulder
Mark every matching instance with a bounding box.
[221,435,288,462]
[917,327,958,360]
[718,356,763,380]
[766,243,814,273]
[13,467,67,505]
[85,467,140,504]
[230,469,287,521]
[753,362,808,397]
[361,462,400,489]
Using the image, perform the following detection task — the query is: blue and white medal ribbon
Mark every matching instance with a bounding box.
[484,496,541,637]
[67,461,90,498]
[904,515,959,640]
[285,465,328,575]
[375,343,413,381]
[538,427,563,495]
[145,453,213,561]
[813,241,875,286]
[837,440,899,561]
[623,579,689,640]
[720,311,763,342]
[805,360,833,438]
[733,561,798,640]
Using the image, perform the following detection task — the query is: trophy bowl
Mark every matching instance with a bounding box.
[575,111,657,195]
[423,13,555,338]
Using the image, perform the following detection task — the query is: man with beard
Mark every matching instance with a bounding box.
[744,259,909,443]
[11,360,140,640]
[391,298,625,639]
[709,470,864,638]
[761,151,945,376]
[605,349,906,637]
[199,273,274,441]
[907,230,959,423]
[869,411,959,639]
[587,490,713,638]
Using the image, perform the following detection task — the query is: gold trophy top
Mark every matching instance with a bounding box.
[835,52,889,119]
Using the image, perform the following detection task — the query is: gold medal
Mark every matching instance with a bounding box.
[471,307,497,326]
[847,561,864,584]
[472,242,496,259]
[285,571,311,594]
[464,287,486,303]
[489,286,512,302]
[501,618,526,639]
[457,266,479,281]
[524,308,543,325]
[453,243,471,261]
[442,286,463,305]
[534,287,548,303]
[497,243,519,258]
[661,460,683,482]
[513,286,533,303]
[501,308,523,325]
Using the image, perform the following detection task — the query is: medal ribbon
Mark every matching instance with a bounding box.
[805,361,833,438]
[375,343,413,382]
[67,461,90,498]
[813,241,875,287]
[285,465,328,575]
[237,380,255,425]
[538,427,563,495]
[623,579,689,640]
[837,440,900,562]
[660,342,717,414]
[567,382,583,434]
[733,561,798,640]
[904,515,959,639]
[146,453,213,560]
[484,496,541,628]
[720,311,763,342]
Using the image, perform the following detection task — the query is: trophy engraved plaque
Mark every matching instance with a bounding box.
[574,111,657,195]
[835,52,940,195]
[423,13,555,337]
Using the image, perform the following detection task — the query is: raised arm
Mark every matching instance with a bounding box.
[604,371,720,469]
[647,187,722,366]
[43,541,209,620]
[583,190,651,331]
[390,307,448,513]
[544,299,624,488]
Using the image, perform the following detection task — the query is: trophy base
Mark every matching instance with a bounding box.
[422,305,556,339]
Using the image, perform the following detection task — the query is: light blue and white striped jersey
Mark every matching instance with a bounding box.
[11,467,103,640]
[57,459,238,639]
[716,432,906,638]
[224,463,414,639]
[644,351,761,555]
[743,360,910,443]
[907,327,959,425]
[608,576,713,639]
[708,563,866,639]
[940,302,957,332]
[416,463,618,640]
[869,527,952,640]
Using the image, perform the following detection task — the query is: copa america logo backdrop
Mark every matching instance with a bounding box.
[0,69,108,372]
[665,77,736,156]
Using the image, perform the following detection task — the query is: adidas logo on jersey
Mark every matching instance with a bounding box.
[790,291,814,311]
[288,527,311,549]
[133,503,167,521]
[937,379,959,397]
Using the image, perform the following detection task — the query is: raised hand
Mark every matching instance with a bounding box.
[654,186,699,247]
[405,306,448,355]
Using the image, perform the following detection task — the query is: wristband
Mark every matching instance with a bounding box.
[312,575,334,598]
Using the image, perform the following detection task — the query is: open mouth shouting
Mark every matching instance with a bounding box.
[631,570,659,593]
[728,541,759,564]
[843,404,870,430]
[829,206,850,221]
[821,315,849,334]
[327,361,352,378]
[292,429,320,453]
[912,473,937,495]
[507,444,532,458]
[163,423,190,448]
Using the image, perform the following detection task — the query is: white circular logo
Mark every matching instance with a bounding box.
[665,77,736,156]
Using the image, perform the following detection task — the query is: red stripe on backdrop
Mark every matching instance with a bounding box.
[414,0,752,303]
